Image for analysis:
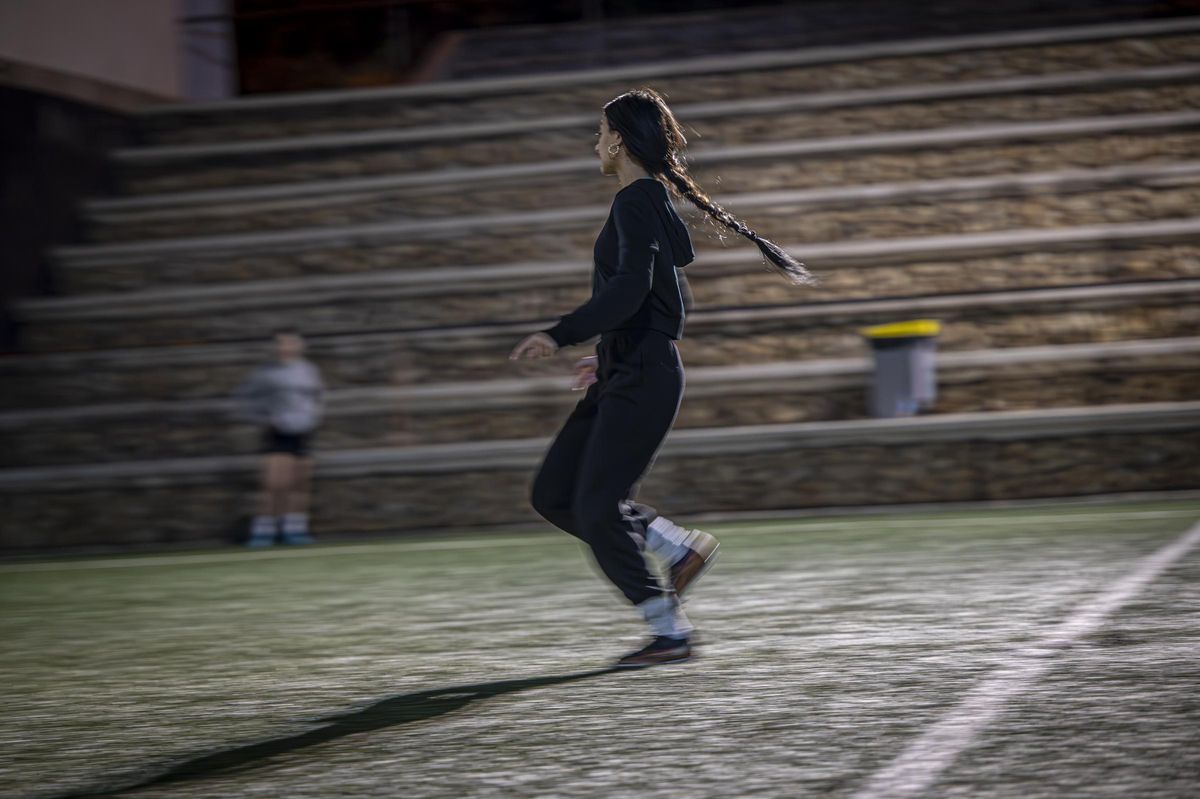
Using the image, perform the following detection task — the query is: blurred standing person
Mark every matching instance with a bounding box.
[234,328,325,547]
[511,88,813,668]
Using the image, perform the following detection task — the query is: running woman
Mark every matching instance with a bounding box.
[510,88,813,668]
[234,328,325,547]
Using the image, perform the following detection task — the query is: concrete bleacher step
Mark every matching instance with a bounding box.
[119,64,1200,167]
[114,101,1200,196]
[108,67,1200,199]
[91,113,1200,234]
[132,18,1200,146]
[50,167,1200,298]
[2,401,1197,550]
[86,149,1200,245]
[97,120,1200,257]
[5,279,1198,409]
[4,338,1197,468]
[24,216,1200,351]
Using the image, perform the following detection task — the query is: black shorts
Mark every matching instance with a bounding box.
[262,428,314,457]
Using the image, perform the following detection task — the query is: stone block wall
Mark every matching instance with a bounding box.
[2,420,1195,551]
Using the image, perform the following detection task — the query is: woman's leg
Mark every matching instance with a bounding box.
[573,333,684,607]
[530,387,598,540]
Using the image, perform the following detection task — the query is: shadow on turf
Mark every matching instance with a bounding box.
[56,667,619,798]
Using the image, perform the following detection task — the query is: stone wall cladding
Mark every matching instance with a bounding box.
[31,245,1200,352]
[641,429,1200,512]
[138,33,1200,145]
[3,427,1196,550]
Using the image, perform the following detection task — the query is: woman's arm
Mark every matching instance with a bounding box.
[544,192,659,348]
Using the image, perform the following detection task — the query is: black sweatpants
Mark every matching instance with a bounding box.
[531,330,684,606]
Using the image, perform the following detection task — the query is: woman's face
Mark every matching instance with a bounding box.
[595,114,621,176]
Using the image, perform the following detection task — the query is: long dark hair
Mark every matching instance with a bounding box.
[604,88,816,286]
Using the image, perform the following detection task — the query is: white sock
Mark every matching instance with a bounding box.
[638,594,693,639]
[646,516,693,566]
[283,513,309,535]
[250,515,276,537]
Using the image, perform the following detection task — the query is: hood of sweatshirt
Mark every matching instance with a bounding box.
[630,178,696,269]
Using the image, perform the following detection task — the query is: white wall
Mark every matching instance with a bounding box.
[0,0,182,99]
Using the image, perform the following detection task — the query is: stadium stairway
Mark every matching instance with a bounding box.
[3,17,1199,551]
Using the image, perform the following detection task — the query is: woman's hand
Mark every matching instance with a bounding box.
[571,355,598,391]
[509,332,559,361]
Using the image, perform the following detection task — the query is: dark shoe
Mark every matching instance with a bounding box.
[670,530,720,597]
[615,636,692,669]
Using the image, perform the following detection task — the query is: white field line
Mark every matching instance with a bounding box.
[851,517,1200,799]
[0,508,1193,573]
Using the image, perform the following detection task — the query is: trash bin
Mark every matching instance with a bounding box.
[861,319,942,418]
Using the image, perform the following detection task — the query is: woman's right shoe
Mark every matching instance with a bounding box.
[669,530,720,597]
[615,636,692,668]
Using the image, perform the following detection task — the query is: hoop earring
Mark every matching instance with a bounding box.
[607,144,621,156]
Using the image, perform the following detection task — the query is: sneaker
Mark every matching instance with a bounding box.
[246,516,276,548]
[281,513,314,545]
[615,636,692,668]
[670,530,720,597]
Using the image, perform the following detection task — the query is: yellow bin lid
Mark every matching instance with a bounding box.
[861,319,942,339]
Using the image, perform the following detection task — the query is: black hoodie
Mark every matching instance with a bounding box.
[545,177,695,348]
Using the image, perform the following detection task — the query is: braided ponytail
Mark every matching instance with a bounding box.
[659,159,815,286]
[604,89,816,286]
